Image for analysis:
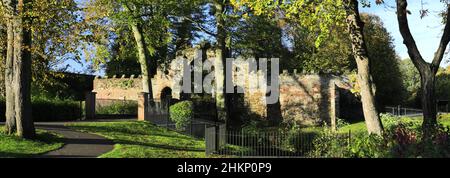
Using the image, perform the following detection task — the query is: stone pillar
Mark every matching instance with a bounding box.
[85,92,97,120]
[330,83,339,131]
[138,92,149,121]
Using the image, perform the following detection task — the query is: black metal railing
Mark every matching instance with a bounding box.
[146,98,222,139]
[205,129,319,158]
[384,106,422,117]
[206,129,353,158]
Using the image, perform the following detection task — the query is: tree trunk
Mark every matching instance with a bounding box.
[420,68,437,137]
[13,14,35,139]
[396,0,450,138]
[121,3,155,100]
[2,0,36,138]
[344,0,383,135]
[214,0,229,122]
[131,23,154,101]
[5,18,16,134]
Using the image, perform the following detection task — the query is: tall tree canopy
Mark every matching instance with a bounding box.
[82,0,205,102]
[231,0,384,135]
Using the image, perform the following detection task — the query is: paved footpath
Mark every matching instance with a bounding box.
[34,122,115,158]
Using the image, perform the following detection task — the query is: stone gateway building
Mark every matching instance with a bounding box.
[92,47,363,127]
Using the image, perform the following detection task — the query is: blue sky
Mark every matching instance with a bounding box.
[361,0,449,66]
[60,0,449,75]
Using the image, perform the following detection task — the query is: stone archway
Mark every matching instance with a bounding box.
[160,87,173,106]
[226,86,246,128]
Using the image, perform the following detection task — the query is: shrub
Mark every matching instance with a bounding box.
[348,133,388,158]
[31,97,82,121]
[380,113,402,128]
[385,123,450,158]
[310,128,390,158]
[310,122,450,158]
[0,97,82,122]
[309,128,353,158]
[169,101,193,131]
[336,118,350,129]
[96,101,138,115]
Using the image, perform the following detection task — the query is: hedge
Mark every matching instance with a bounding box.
[0,97,82,122]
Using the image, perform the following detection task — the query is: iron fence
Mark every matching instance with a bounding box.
[146,98,171,125]
[146,98,222,138]
[384,106,423,117]
[206,129,329,158]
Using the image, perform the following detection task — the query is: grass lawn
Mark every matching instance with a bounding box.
[65,114,450,158]
[0,127,64,158]
[338,114,450,134]
[67,121,213,158]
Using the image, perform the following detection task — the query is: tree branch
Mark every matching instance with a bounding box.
[431,4,450,73]
[181,16,217,37]
[396,0,428,70]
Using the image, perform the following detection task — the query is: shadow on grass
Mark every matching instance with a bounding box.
[67,123,205,153]
[0,130,64,158]
[0,152,35,158]
[112,138,204,152]
[68,123,195,141]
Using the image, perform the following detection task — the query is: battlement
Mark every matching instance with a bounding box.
[94,75,142,80]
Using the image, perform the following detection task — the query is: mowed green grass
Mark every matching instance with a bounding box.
[0,127,64,158]
[66,121,209,158]
[66,114,450,158]
[338,114,450,134]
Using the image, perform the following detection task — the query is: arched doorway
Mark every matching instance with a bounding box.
[226,86,246,129]
[161,87,173,107]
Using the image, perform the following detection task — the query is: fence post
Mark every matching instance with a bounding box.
[218,123,227,148]
[167,97,171,128]
[205,125,217,156]
[138,92,149,121]
[348,130,352,157]
[241,129,244,157]
[85,92,96,120]
[79,100,83,120]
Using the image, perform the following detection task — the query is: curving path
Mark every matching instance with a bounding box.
[34,122,115,158]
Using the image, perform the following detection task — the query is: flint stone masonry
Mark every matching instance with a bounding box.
[92,47,357,126]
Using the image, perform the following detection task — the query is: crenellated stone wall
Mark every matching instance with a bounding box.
[93,75,142,100]
[92,47,358,126]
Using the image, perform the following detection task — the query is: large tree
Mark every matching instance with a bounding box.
[213,0,230,122]
[104,1,206,77]
[84,0,204,102]
[342,0,383,135]
[395,0,450,137]
[1,0,82,138]
[363,14,404,108]
[291,13,404,108]
[84,0,167,99]
[232,0,384,135]
[1,0,35,138]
